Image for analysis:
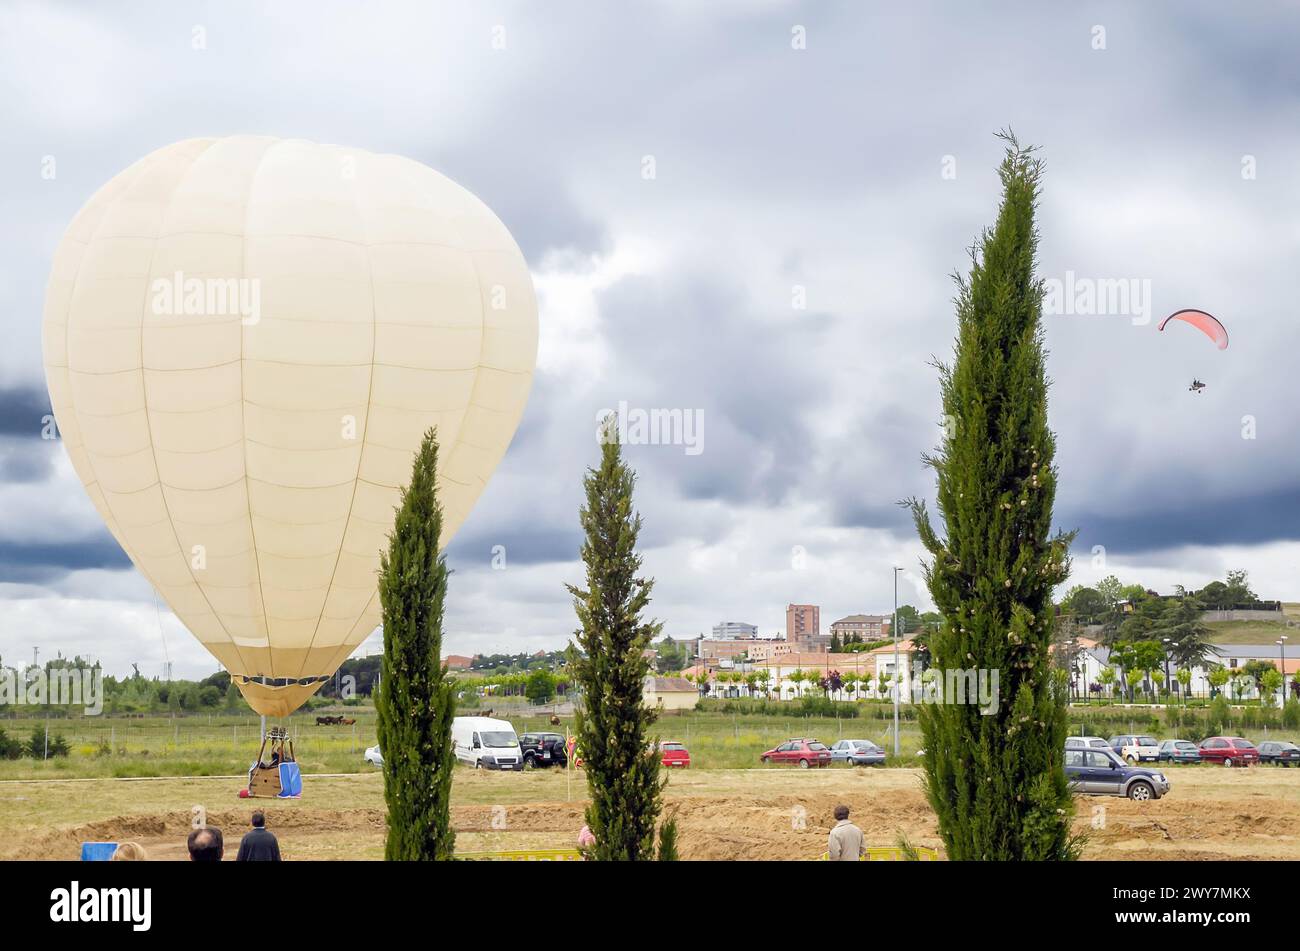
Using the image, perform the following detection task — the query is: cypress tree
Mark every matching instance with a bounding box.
[376,428,457,860]
[566,425,666,860]
[908,133,1077,860]
[657,812,680,861]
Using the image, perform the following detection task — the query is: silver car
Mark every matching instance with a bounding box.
[830,739,886,766]
[364,744,383,767]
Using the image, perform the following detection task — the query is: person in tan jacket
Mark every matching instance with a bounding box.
[827,804,864,861]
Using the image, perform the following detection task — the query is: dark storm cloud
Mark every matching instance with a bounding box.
[0,384,52,437]
[0,537,131,584]
[1067,485,1300,555]
[0,442,54,483]
[590,273,830,505]
[445,524,582,568]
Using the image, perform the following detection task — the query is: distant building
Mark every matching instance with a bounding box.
[830,614,890,643]
[643,676,698,712]
[700,638,765,662]
[752,651,881,699]
[786,604,821,649]
[444,654,473,670]
[712,621,759,639]
[747,641,793,661]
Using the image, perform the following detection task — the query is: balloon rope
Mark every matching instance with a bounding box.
[153,589,172,677]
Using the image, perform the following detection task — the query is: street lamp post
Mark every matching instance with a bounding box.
[1277,636,1288,706]
[1162,638,1179,702]
[893,567,903,757]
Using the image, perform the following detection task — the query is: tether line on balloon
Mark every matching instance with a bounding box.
[153,588,171,679]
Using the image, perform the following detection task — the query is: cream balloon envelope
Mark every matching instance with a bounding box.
[42,137,538,716]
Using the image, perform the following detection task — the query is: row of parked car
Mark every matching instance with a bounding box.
[1062,733,1300,804]
[759,738,886,768]
[364,718,694,771]
[1069,734,1300,768]
[363,722,1299,779]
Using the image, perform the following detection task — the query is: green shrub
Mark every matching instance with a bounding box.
[1206,695,1231,736]
[1283,700,1300,730]
[695,697,861,719]
[24,727,45,758]
[0,729,22,760]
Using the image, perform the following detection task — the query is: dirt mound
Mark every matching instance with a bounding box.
[6,766,1297,861]
[4,808,387,861]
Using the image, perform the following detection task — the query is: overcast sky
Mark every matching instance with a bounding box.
[3,1,1298,679]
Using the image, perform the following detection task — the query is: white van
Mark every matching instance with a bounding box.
[452,717,522,770]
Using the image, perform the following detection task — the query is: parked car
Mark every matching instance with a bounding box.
[658,741,691,768]
[830,739,886,766]
[1108,734,1161,764]
[519,732,568,769]
[1156,739,1201,764]
[1197,736,1260,767]
[1064,746,1170,801]
[1256,741,1300,767]
[760,738,832,769]
[364,744,383,767]
[452,716,523,770]
[1065,735,1111,750]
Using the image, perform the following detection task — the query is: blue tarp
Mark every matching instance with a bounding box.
[277,762,302,798]
[81,842,119,861]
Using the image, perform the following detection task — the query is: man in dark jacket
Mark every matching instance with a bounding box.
[235,811,282,861]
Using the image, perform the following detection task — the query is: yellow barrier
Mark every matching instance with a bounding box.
[456,848,584,861]
[821,846,941,861]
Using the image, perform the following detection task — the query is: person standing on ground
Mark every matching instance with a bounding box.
[236,811,282,862]
[827,804,863,861]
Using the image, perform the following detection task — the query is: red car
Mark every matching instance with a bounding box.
[659,741,691,769]
[760,738,832,769]
[1198,736,1260,767]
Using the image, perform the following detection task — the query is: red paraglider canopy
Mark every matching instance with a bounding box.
[1158,309,1228,349]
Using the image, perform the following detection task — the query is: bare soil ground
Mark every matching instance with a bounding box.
[2,764,1297,860]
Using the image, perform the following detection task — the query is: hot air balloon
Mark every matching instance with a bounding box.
[1158,309,1228,349]
[42,137,538,718]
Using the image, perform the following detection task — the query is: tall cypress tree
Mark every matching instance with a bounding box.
[376,428,456,860]
[908,133,1077,861]
[566,425,666,860]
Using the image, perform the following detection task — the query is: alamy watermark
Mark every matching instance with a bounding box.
[1043,270,1151,326]
[150,270,261,325]
[597,401,704,456]
[904,661,1001,714]
[0,667,103,715]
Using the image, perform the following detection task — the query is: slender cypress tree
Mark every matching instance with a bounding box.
[908,133,1077,860]
[566,424,666,861]
[657,812,680,861]
[375,428,456,860]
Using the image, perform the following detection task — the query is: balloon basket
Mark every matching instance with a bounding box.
[243,726,302,799]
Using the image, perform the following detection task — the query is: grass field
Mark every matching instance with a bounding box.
[5,701,1296,782]
[1206,618,1298,645]
[0,706,931,780]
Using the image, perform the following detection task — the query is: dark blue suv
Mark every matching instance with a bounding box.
[1064,745,1171,801]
